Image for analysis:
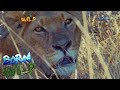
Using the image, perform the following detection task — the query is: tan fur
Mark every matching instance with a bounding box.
[1,11,81,79]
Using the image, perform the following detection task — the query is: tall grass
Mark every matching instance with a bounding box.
[0,11,120,79]
[75,11,120,79]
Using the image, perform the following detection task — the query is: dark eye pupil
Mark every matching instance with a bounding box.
[65,18,72,25]
[34,26,45,32]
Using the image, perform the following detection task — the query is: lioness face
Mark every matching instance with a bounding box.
[3,11,81,79]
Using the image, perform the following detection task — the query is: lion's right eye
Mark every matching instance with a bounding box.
[34,26,45,32]
[33,26,47,34]
[33,26,46,33]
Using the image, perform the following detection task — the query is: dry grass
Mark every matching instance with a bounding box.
[0,11,120,79]
[75,11,120,79]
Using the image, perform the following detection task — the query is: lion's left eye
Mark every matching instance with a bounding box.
[64,18,73,26]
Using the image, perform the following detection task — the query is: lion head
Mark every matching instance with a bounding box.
[1,11,81,79]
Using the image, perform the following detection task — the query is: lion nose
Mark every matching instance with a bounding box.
[53,34,70,46]
[52,34,72,55]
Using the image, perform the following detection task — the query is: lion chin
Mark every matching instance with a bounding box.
[48,54,77,78]
[55,63,76,78]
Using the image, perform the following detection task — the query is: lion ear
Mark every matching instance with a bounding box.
[66,11,83,25]
[4,11,24,20]
[3,11,25,28]
[1,11,28,36]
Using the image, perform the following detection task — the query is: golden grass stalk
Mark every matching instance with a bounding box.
[0,52,2,64]
[70,11,112,79]
[82,11,94,79]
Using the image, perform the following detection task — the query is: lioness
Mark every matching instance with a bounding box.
[0,11,81,79]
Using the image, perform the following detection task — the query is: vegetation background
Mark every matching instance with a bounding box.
[0,11,120,79]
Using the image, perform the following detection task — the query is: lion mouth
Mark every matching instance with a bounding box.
[52,56,77,69]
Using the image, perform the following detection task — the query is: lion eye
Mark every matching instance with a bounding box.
[33,26,48,35]
[64,18,73,26]
[34,26,45,32]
